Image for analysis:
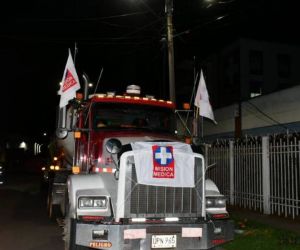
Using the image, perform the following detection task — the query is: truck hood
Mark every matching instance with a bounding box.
[92,131,182,168]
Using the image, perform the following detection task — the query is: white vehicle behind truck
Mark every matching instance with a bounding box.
[51,81,234,250]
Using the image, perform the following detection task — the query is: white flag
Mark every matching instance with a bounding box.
[58,49,80,108]
[194,69,217,124]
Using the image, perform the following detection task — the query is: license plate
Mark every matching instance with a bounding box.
[151,235,177,248]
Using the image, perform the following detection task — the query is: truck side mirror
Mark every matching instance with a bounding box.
[55,103,76,139]
[105,138,122,154]
[56,128,68,139]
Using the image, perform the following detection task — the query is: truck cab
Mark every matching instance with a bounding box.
[50,85,234,250]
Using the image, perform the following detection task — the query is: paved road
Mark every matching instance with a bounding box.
[0,172,64,250]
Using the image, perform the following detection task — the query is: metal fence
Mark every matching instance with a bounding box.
[205,134,300,219]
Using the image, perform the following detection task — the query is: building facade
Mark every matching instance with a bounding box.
[204,38,300,108]
[201,38,300,140]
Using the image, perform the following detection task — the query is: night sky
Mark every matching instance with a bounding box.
[0,0,298,138]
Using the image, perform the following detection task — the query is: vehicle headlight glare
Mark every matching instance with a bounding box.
[94,198,107,207]
[206,197,226,208]
[79,198,93,207]
[206,198,213,207]
[79,197,108,209]
[216,198,226,206]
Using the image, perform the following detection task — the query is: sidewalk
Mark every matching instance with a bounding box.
[227,205,300,234]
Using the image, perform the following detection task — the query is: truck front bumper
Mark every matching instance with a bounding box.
[75,219,234,250]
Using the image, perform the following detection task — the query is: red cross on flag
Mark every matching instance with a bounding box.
[58,49,80,108]
[152,145,175,179]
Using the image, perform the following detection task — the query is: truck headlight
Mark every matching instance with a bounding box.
[78,197,108,209]
[206,199,214,207]
[206,197,226,208]
[215,198,226,206]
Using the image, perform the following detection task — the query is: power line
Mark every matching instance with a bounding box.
[246,100,291,132]
[14,11,151,23]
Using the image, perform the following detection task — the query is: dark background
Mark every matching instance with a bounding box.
[0,0,298,137]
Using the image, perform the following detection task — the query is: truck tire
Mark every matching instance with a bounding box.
[64,212,88,250]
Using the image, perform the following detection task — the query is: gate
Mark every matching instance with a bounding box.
[206,134,300,219]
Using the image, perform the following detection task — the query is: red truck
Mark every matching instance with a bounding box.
[48,82,234,250]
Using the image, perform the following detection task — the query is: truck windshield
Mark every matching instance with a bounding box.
[92,102,175,133]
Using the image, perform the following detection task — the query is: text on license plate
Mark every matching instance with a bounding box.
[151,235,177,248]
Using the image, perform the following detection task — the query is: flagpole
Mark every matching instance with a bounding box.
[187,72,199,124]
[193,106,199,138]
[201,116,204,138]
[74,42,78,64]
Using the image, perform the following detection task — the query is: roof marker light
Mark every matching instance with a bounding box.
[107,91,115,97]
[92,167,115,173]
[126,85,141,95]
[165,217,179,222]
[131,218,146,223]
[146,95,155,99]
[88,93,106,98]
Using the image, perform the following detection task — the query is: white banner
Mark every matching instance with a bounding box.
[58,49,80,108]
[194,69,217,124]
[131,141,195,187]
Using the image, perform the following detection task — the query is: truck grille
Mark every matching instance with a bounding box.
[123,157,203,218]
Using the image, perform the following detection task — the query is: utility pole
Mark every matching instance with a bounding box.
[234,101,242,138]
[165,0,176,103]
